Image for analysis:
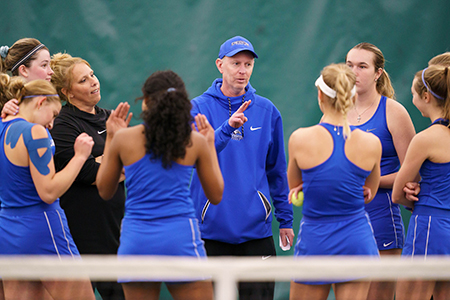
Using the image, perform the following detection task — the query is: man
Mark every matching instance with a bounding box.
[190,35,294,299]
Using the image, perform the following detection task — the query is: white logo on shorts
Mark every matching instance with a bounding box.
[383,241,394,247]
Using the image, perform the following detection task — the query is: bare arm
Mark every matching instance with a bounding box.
[96,131,123,200]
[1,99,19,119]
[287,130,303,191]
[30,126,94,203]
[364,160,381,204]
[362,134,382,203]
[392,134,428,208]
[383,99,416,188]
[192,114,224,205]
[96,103,132,200]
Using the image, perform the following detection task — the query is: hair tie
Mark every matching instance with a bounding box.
[167,87,176,93]
[10,44,45,73]
[22,94,60,99]
[0,45,9,59]
[422,67,444,100]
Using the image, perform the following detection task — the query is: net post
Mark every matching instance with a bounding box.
[214,271,237,300]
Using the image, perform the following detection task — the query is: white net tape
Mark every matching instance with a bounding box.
[1,255,450,300]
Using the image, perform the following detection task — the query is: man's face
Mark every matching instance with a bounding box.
[216,51,255,97]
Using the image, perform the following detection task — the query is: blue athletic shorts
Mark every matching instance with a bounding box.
[293,212,379,285]
[0,201,79,256]
[365,189,404,250]
[402,207,450,257]
[118,216,207,283]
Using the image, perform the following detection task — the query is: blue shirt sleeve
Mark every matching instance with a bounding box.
[266,109,293,228]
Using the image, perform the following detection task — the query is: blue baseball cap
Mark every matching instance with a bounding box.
[218,36,258,59]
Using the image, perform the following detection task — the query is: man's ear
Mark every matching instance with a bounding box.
[215,58,224,74]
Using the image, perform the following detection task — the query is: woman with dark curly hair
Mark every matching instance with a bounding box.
[96,70,223,300]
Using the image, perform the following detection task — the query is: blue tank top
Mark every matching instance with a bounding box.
[0,119,55,208]
[124,154,196,220]
[414,119,450,216]
[301,123,370,219]
[354,96,399,176]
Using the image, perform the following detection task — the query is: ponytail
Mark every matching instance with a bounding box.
[444,67,450,121]
[139,70,192,169]
[0,74,58,110]
[377,69,395,99]
[0,74,25,109]
[320,63,356,139]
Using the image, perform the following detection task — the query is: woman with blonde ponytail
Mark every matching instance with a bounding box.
[393,65,450,300]
[346,43,416,300]
[287,63,381,300]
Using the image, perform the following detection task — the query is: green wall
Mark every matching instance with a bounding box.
[4,1,449,299]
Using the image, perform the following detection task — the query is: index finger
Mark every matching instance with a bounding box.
[235,100,251,114]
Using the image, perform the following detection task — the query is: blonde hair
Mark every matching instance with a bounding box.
[0,74,59,110]
[1,38,49,76]
[414,65,450,121]
[428,52,450,67]
[320,63,356,138]
[347,42,395,99]
[50,52,90,103]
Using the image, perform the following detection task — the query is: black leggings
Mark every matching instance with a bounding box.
[204,236,276,300]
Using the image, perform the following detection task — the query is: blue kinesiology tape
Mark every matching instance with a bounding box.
[6,121,53,175]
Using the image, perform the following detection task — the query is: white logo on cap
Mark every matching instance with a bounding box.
[231,41,249,46]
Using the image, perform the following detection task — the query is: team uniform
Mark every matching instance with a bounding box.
[294,123,379,285]
[354,96,405,250]
[0,118,79,256]
[50,103,125,298]
[403,119,450,257]
[119,153,206,282]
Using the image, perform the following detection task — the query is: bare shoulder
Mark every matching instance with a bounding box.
[386,97,413,121]
[413,125,447,146]
[30,124,49,138]
[386,97,408,112]
[385,98,415,138]
[289,125,323,145]
[352,129,382,152]
[113,125,145,146]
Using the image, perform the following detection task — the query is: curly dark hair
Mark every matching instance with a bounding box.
[140,70,192,169]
